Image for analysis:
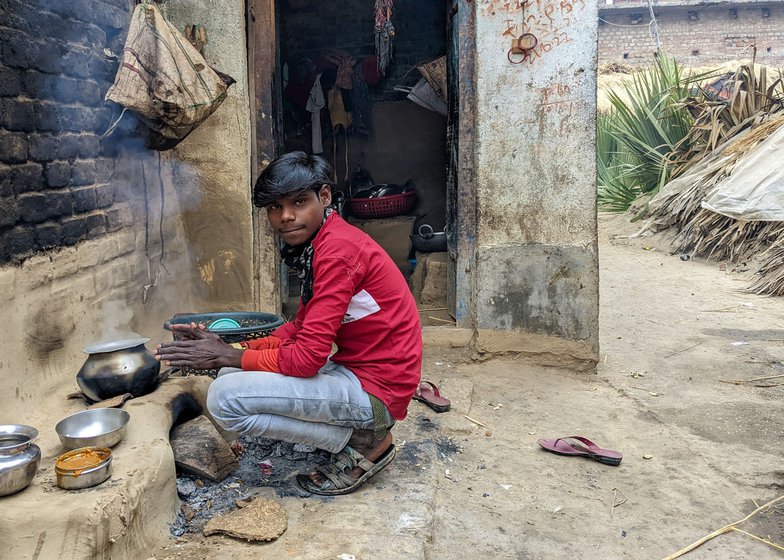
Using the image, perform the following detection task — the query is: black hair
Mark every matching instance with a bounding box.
[253,151,335,207]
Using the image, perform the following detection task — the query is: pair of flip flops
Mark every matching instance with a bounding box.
[537,436,623,466]
[412,381,451,413]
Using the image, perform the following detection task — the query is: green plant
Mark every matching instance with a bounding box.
[597,54,707,211]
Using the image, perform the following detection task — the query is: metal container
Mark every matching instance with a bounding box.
[0,425,41,497]
[76,338,161,402]
[55,409,130,450]
[55,447,112,490]
[410,224,448,253]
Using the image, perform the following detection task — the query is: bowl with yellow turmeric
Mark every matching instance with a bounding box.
[54,447,112,490]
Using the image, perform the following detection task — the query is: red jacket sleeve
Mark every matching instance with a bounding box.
[240,348,281,372]
[276,249,363,377]
[271,303,306,341]
[244,336,282,351]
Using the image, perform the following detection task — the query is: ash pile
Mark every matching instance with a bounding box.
[171,435,331,536]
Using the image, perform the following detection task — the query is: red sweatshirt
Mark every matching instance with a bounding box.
[241,213,422,419]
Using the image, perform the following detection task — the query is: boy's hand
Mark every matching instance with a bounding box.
[167,322,208,341]
[155,327,244,370]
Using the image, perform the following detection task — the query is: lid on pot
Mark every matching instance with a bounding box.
[83,338,151,355]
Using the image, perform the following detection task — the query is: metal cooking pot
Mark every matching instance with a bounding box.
[76,338,161,402]
[0,425,41,497]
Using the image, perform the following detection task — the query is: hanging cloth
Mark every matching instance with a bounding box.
[327,86,352,130]
[326,50,354,90]
[328,86,351,185]
[374,0,395,75]
[306,73,325,154]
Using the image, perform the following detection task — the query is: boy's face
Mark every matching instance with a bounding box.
[266,185,332,246]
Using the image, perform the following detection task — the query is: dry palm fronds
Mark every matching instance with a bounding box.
[674,216,781,262]
[749,239,784,295]
[668,60,784,177]
[616,57,784,295]
[647,115,784,230]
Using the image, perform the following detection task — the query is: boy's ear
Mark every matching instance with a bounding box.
[318,184,332,206]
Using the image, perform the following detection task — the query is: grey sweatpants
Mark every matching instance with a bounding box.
[206,361,392,453]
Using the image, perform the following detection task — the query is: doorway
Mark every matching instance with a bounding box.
[249,0,474,327]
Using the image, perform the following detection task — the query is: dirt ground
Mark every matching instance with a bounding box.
[150,214,784,560]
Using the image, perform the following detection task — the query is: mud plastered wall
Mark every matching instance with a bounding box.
[0,0,252,419]
[472,0,599,367]
[599,2,784,66]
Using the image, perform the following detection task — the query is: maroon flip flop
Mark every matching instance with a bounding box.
[412,381,451,413]
[537,436,623,466]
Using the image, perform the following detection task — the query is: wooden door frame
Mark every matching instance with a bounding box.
[450,0,477,329]
[247,0,282,312]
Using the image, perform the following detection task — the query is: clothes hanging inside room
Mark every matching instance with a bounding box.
[306,74,325,154]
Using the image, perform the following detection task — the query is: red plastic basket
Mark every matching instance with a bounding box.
[350,191,416,219]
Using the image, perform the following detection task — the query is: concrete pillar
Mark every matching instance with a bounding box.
[472,0,599,369]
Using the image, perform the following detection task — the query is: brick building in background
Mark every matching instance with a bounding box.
[599,0,784,66]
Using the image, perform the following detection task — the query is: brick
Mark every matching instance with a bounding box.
[41,0,128,30]
[30,134,100,161]
[0,195,19,228]
[0,225,36,263]
[29,134,59,161]
[88,55,116,83]
[22,73,101,105]
[72,185,98,212]
[0,28,41,71]
[18,190,72,223]
[0,66,21,97]
[50,247,79,278]
[0,98,37,132]
[58,104,102,133]
[71,159,97,186]
[0,165,11,196]
[45,161,72,187]
[0,131,28,163]
[10,162,43,194]
[94,183,114,207]
[20,253,55,288]
[94,158,114,181]
[61,214,90,245]
[76,135,101,158]
[60,47,92,79]
[35,221,62,250]
[85,211,107,236]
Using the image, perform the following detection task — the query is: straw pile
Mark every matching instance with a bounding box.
[641,61,784,295]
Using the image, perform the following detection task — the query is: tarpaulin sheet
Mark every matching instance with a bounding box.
[702,124,784,221]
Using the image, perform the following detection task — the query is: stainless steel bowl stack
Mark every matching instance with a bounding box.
[55,409,130,450]
[0,425,41,497]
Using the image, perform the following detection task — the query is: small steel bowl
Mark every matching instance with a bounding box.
[55,447,112,490]
[55,409,130,450]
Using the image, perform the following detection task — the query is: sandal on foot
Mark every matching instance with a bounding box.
[412,381,451,412]
[537,436,623,466]
[296,444,396,496]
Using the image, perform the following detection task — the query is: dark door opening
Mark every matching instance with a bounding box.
[269,0,454,325]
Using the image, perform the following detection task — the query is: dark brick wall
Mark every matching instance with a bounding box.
[599,2,784,66]
[279,0,447,100]
[0,0,134,264]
